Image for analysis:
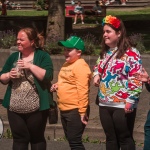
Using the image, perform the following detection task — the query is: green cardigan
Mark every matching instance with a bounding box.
[0,49,54,111]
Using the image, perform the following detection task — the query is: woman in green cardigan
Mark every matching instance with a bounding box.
[0,27,53,150]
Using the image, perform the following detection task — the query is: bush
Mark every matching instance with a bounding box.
[44,35,63,54]
[129,33,146,54]
[0,30,16,49]
[34,0,48,10]
[81,33,101,55]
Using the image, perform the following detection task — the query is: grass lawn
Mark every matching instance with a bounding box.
[5,7,150,52]
[7,7,150,20]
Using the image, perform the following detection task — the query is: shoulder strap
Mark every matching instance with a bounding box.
[101,50,118,75]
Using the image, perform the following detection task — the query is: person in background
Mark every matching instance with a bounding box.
[120,0,126,5]
[102,0,110,5]
[0,1,2,10]
[93,15,142,150]
[92,0,102,24]
[11,1,15,9]
[51,36,91,150]
[1,0,7,16]
[134,68,150,150]
[73,1,84,24]
[0,27,53,150]
[110,0,115,3]
[71,0,75,5]
[16,3,21,9]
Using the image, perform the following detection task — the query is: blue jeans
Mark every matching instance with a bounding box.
[60,108,86,150]
[144,110,150,150]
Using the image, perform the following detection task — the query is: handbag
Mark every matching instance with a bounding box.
[49,100,58,124]
[95,50,118,105]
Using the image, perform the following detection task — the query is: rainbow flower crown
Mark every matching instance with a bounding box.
[102,15,121,29]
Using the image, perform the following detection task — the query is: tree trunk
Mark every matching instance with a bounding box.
[46,0,65,42]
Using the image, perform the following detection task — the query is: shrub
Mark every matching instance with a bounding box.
[34,0,48,10]
[81,33,101,55]
[0,30,16,49]
[129,33,146,53]
[44,35,63,54]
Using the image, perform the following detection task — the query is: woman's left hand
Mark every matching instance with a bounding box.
[124,102,134,113]
[17,59,32,70]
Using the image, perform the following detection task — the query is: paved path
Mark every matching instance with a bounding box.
[0,138,143,150]
[1,55,150,149]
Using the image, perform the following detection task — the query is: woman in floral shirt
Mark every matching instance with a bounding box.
[93,15,142,150]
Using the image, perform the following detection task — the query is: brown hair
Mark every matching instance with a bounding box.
[18,27,45,49]
[100,19,131,59]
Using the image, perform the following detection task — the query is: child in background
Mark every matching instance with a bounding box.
[16,3,21,9]
[73,1,84,24]
[51,36,91,150]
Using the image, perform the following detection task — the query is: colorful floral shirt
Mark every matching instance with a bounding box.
[93,47,142,108]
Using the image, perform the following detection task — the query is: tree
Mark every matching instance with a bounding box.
[46,0,65,41]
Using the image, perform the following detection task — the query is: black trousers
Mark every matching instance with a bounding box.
[60,108,86,150]
[7,109,48,150]
[99,106,136,150]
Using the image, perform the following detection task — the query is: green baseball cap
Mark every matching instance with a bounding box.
[58,36,85,52]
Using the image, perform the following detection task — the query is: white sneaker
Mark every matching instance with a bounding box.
[96,21,99,24]
[82,21,84,24]
[110,0,115,3]
[105,1,110,5]
[121,3,126,5]
[73,22,76,24]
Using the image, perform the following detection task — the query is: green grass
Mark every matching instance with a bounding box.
[7,10,48,16]
[107,7,150,21]
[7,7,150,21]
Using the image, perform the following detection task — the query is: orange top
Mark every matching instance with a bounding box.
[57,58,91,116]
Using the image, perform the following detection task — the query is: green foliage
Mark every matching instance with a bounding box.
[44,35,63,54]
[0,30,16,49]
[129,33,146,53]
[3,129,13,139]
[34,0,48,10]
[81,33,101,55]
[82,135,90,143]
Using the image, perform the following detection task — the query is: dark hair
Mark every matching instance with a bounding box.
[100,19,131,59]
[18,27,45,49]
[78,1,81,4]
[95,0,100,6]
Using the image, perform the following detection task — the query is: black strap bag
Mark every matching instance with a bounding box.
[49,100,58,124]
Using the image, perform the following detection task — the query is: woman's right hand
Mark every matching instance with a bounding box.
[93,74,100,87]
[133,67,149,83]
[9,68,19,79]
[50,83,58,92]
